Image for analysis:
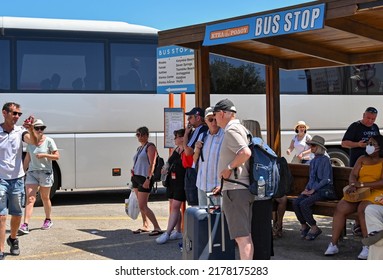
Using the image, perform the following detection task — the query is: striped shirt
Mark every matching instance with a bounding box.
[196,128,224,192]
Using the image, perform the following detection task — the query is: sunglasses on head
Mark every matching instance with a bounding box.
[10,111,23,117]
[34,126,46,131]
[207,118,216,123]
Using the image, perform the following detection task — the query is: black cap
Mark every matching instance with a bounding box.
[185,107,204,117]
[365,107,378,114]
[213,99,237,113]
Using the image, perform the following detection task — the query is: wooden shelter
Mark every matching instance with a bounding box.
[158,0,383,155]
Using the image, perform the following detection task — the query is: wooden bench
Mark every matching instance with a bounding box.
[285,163,357,220]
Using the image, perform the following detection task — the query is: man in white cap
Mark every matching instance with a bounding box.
[213,99,254,260]
[193,107,224,207]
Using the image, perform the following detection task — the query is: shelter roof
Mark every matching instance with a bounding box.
[158,0,383,69]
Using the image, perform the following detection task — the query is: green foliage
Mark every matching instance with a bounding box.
[210,57,266,94]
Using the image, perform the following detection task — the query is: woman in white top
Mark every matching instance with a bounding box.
[19,119,60,234]
[286,121,312,164]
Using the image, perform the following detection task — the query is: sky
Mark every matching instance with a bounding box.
[2,0,313,30]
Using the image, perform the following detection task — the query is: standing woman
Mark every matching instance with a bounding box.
[131,126,162,236]
[19,119,60,234]
[286,121,312,163]
[156,129,186,244]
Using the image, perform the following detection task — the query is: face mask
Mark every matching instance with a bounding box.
[366,145,375,155]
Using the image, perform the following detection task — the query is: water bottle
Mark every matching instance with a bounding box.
[257,176,266,198]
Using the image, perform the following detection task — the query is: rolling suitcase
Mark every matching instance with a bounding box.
[182,196,235,260]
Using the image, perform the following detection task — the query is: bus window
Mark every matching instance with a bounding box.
[16,40,104,91]
[110,43,157,92]
[0,40,10,90]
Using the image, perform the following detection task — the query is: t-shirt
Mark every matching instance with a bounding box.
[26,136,58,171]
[342,120,380,167]
[0,125,27,179]
[218,119,250,191]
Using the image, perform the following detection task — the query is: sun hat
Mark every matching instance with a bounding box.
[213,99,237,113]
[32,119,45,127]
[294,121,309,132]
[307,135,326,150]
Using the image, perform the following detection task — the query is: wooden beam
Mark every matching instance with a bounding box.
[257,37,350,65]
[326,17,383,43]
[194,45,210,109]
[265,59,281,157]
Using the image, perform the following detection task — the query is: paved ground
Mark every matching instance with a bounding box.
[2,187,365,260]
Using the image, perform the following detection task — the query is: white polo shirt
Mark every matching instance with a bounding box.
[0,124,27,179]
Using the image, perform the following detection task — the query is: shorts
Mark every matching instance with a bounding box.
[25,170,54,187]
[0,177,25,216]
[166,180,186,202]
[131,175,154,193]
[222,189,254,239]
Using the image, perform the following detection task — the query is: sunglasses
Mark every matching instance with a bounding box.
[10,111,23,117]
[207,118,216,123]
[34,126,46,131]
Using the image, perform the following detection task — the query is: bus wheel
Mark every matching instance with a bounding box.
[33,164,60,207]
[327,148,349,167]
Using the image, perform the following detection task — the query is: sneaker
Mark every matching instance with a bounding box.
[0,252,5,260]
[18,223,29,235]
[41,219,53,230]
[155,232,170,244]
[6,236,20,256]
[324,242,339,256]
[358,246,369,260]
[169,231,183,240]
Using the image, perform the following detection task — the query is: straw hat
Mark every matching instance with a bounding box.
[294,121,309,132]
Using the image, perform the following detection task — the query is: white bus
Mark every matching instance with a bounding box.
[1,17,383,201]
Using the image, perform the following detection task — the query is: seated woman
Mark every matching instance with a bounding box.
[324,134,383,260]
[293,135,334,241]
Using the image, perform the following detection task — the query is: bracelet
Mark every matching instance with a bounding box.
[360,182,364,188]
[227,164,233,171]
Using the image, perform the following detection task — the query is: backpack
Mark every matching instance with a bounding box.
[146,143,164,182]
[223,136,282,198]
[273,157,293,198]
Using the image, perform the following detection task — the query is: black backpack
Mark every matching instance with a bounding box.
[146,143,164,182]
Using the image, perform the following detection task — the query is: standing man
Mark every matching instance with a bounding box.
[342,107,380,167]
[183,107,208,206]
[0,102,37,260]
[193,107,224,207]
[213,99,253,260]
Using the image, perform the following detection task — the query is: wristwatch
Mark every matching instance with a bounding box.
[360,182,364,188]
[227,164,234,171]
[146,176,151,180]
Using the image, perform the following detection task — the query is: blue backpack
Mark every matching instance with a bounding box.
[223,136,280,198]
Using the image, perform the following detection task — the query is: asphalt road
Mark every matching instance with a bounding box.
[2,187,366,260]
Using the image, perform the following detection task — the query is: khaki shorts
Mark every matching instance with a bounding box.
[222,189,254,239]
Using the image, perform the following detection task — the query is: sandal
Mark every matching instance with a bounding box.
[149,229,163,236]
[300,227,310,239]
[272,224,283,238]
[362,230,383,246]
[132,228,149,234]
[305,228,322,241]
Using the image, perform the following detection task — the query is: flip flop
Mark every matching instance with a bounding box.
[133,228,149,234]
[305,228,322,241]
[149,230,163,236]
[362,230,383,246]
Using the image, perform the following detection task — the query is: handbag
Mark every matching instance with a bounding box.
[125,191,139,220]
[318,186,337,200]
[343,185,371,202]
[161,162,174,187]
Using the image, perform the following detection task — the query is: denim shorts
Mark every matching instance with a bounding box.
[0,177,25,216]
[25,170,54,187]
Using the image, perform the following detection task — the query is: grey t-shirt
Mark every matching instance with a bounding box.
[26,136,58,171]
